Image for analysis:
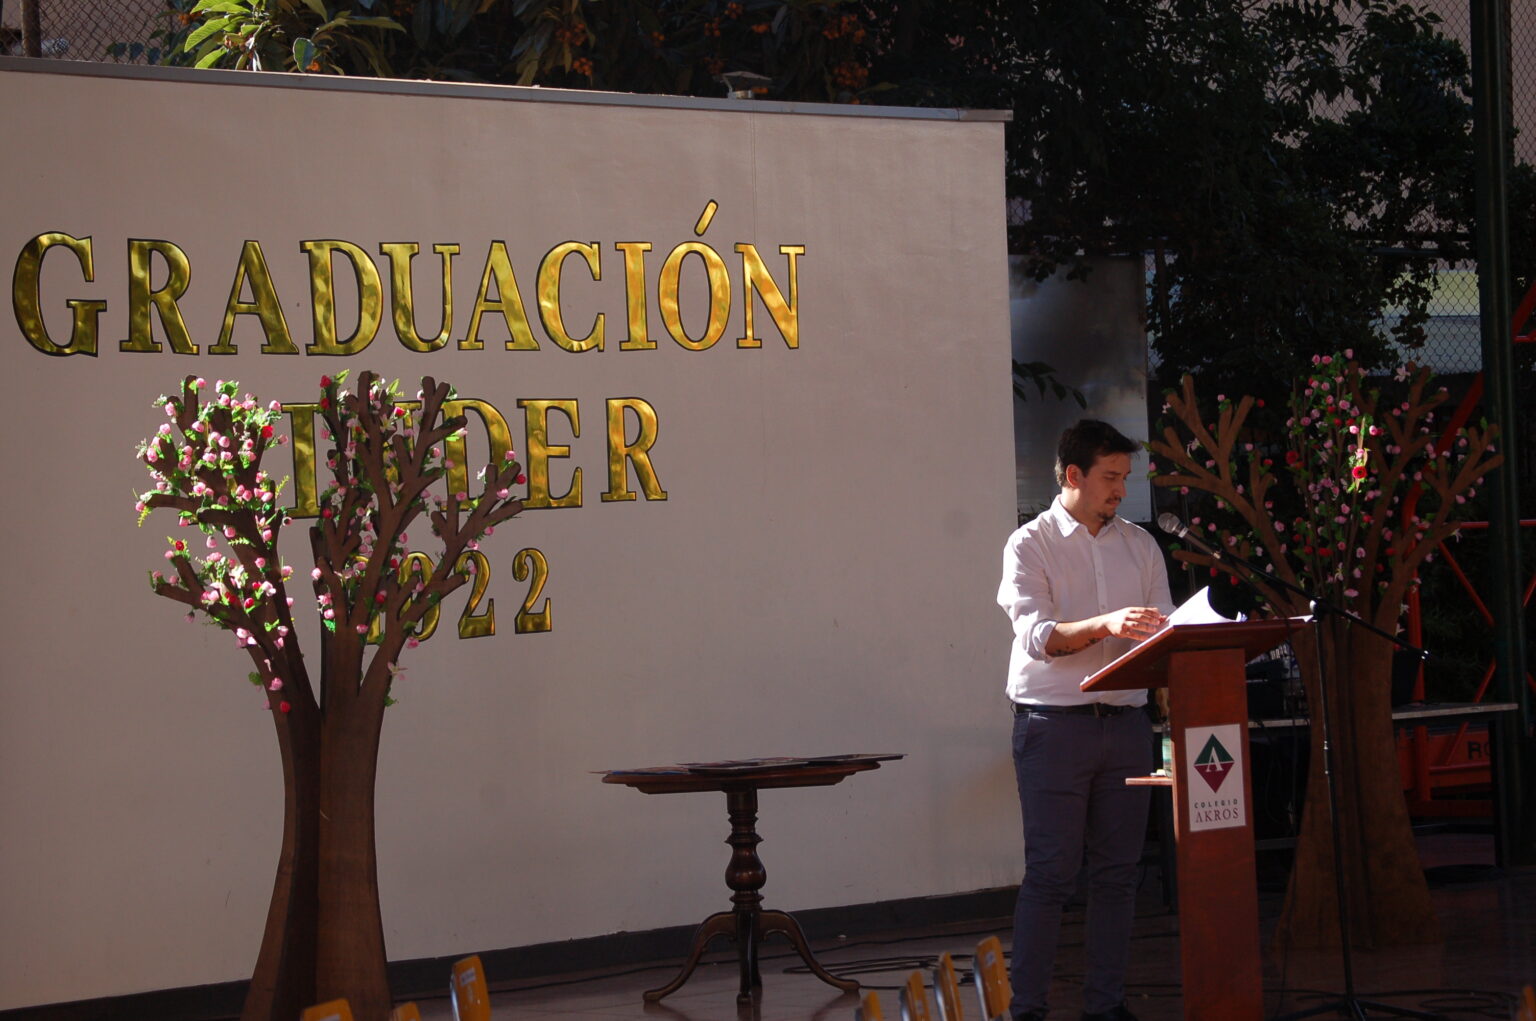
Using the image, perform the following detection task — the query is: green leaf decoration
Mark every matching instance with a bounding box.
[293,36,316,71]
[184,15,232,51]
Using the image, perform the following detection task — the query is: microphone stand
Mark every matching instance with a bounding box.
[1160,519,1439,1021]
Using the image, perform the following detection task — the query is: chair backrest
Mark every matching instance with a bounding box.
[932,951,964,1021]
[899,969,934,1021]
[389,1004,423,1021]
[855,988,885,1021]
[299,1000,354,1021]
[1519,985,1536,1021]
[972,936,1010,1020]
[451,954,492,1021]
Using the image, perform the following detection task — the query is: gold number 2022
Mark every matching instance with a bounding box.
[367,547,552,643]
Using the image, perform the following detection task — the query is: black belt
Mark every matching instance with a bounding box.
[1012,701,1139,717]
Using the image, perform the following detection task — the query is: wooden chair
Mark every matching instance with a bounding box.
[972,936,1010,1021]
[932,951,964,1021]
[299,1001,353,1021]
[899,969,934,1021]
[389,1004,423,1021]
[855,988,885,1021]
[451,954,492,1021]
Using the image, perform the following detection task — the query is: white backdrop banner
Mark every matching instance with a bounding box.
[0,58,1017,1009]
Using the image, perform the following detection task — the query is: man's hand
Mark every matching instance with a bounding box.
[1098,606,1166,641]
[1046,605,1167,656]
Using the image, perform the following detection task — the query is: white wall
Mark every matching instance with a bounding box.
[0,61,1021,1009]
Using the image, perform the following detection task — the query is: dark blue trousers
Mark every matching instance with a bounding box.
[1009,706,1152,1018]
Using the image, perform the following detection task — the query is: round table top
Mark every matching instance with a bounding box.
[602,754,901,795]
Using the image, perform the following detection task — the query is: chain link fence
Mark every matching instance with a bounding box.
[1415,12,1481,382]
[1423,3,1536,491]
[1,0,175,63]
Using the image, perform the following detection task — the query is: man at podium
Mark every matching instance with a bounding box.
[996,419,1173,1021]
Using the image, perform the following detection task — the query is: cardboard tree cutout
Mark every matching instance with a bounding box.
[138,371,525,1019]
[1148,355,1500,949]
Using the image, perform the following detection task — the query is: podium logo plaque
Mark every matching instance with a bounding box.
[1184,725,1246,831]
[1194,734,1235,792]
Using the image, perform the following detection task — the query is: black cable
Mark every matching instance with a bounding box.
[477,921,1015,997]
[1273,987,1516,1020]
[781,955,944,986]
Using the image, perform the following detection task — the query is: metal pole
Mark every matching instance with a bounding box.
[20,0,41,57]
[1470,0,1531,867]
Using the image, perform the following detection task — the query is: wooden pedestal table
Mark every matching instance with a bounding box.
[1084,619,1302,1021]
[602,755,902,1005]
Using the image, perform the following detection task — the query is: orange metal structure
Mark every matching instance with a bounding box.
[1398,279,1536,817]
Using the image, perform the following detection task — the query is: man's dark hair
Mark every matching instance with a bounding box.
[1055,419,1138,487]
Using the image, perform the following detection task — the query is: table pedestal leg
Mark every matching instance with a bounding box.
[757,909,860,995]
[725,787,766,1004]
[736,908,758,1001]
[643,785,861,1005]
[642,910,736,1002]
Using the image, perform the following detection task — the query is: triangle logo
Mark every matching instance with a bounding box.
[1193,734,1234,793]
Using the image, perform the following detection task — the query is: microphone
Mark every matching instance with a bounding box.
[1157,513,1221,559]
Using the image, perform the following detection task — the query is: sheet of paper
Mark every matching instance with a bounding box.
[1162,585,1241,629]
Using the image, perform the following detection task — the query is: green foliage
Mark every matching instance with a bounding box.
[1000,1,1474,407]
[183,0,404,73]
[510,0,878,98]
[137,0,882,101]
[859,0,1017,110]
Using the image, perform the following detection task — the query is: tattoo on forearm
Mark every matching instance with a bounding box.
[1054,635,1102,656]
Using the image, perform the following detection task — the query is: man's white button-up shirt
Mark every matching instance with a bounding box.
[997,496,1174,706]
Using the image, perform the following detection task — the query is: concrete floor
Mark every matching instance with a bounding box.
[397,832,1533,1020]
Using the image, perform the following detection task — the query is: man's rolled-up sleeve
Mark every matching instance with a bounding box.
[998,534,1057,662]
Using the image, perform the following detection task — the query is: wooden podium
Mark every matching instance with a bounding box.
[1083,618,1303,1021]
